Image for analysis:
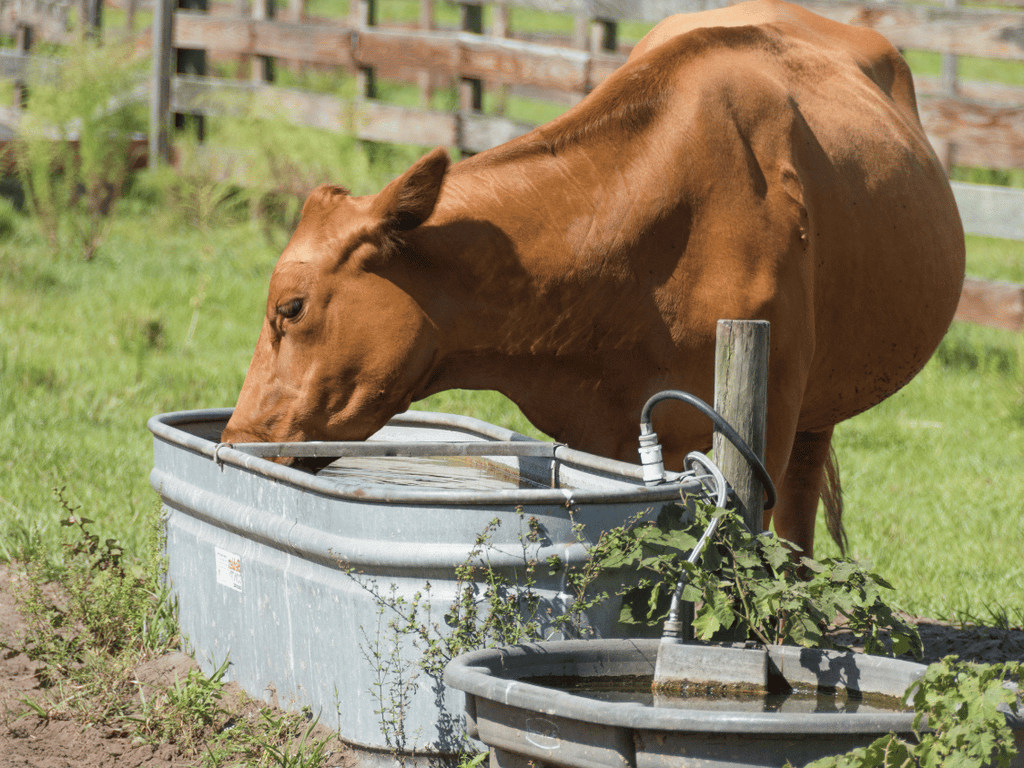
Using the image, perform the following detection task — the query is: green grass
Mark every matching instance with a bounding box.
[0,214,274,559]
[0,0,1021,625]
[810,232,1023,620]
[817,323,1023,620]
[902,49,1024,87]
[1,176,1021,623]
[964,235,1024,282]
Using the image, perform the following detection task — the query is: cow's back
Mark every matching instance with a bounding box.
[621,6,964,432]
[631,0,919,122]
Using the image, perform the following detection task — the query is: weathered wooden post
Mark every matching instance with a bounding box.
[638,320,771,643]
[234,0,250,79]
[713,319,770,534]
[417,0,435,108]
[938,0,960,171]
[458,2,484,157]
[126,0,140,32]
[176,0,208,141]
[252,0,275,84]
[149,0,174,167]
[573,14,617,100]
[591,17,617,56]
[459,3,484,112]
[14,23,32,108]
[83,0,102,35]
[492,2,510,115]
[352,0,377,99]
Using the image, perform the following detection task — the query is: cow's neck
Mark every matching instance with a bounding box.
[403,140,674,456]
[424,142,653,350]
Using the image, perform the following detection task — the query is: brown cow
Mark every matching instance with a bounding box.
[222,0,965,557]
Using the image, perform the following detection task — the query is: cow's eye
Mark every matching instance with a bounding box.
[277,299,304,320]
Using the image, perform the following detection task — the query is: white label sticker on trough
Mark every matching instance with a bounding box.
[215,546,242,592]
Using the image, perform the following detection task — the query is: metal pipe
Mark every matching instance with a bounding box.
[226,440,562,459]
[660,452,729,644]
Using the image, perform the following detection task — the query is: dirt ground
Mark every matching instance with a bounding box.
[2,563,1023,768]
[0,564,354,768]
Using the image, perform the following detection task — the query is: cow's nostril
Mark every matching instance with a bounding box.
[292,455,336,474]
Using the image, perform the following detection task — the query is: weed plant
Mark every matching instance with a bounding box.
[1,494,178,720]
[344,510,607,754]
[5,35,146,259]
[347,502,1018,767]
[2,508,341,766]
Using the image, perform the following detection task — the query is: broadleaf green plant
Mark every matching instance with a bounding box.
[802,657,1022,768]
[590,503,922,657]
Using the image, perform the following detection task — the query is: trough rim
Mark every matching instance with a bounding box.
[443,638,927,736]
[148,408,710,506]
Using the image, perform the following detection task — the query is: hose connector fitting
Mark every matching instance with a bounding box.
[638,424,666,486]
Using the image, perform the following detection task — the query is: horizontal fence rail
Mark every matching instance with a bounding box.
[1,0,1022,169]
[157,0,1024,171]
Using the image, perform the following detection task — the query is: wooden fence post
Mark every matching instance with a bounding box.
[418,0,434,108]
[459,3,484,112]
[713,320,770,534]
[83,0,103,36]
[937,0,960,171]
[573,14,617,100]
[591,17,617,55]
[234,0,250,79]
[458,3,484,157]
[252,0,275,84]
[352,0,377,99]
[149,0,174,167]
[175,0,208,141]
[14,23,32,108]
[492,2,510,115]
[126,0,140,33]
[287,0,306,74]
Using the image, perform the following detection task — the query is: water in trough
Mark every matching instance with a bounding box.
[318,455,549,491]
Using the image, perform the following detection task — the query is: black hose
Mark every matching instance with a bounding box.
[640,390,777,510]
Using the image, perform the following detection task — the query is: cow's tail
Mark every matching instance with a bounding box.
[822,444,847,556]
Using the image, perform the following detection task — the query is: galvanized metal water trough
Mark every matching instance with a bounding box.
[149,408,713,766]
[444,639,1024,768]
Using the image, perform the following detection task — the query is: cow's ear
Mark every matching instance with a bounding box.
[371,147,450,232]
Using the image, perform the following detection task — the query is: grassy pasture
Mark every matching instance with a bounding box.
[0,168,1021,624]
[0,0,1022,626]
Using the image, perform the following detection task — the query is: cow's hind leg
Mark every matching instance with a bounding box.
[769,426,845,558]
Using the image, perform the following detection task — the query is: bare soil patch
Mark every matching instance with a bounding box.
[0,564,353,768]
[2,562,1022,768]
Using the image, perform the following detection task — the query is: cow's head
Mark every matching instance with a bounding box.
[221,148,451,456]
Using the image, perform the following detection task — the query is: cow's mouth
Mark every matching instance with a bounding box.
[273,455,337,474]
[295,455,337,474]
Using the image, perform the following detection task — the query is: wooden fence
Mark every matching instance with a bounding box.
[0,0,1021,330]
[157,0,1024,171]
